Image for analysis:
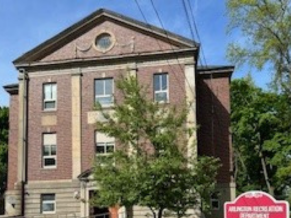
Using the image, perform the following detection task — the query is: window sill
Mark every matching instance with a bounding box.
[42,211,56,215]
[42,109,57,113]
[43,166,57,170]
[95,103,115,109]
[155,100,170,105]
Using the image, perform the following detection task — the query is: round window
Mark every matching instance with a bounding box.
[94,32,114,52]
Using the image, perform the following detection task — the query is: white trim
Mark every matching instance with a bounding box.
[43,83,57,110]
[95,78,114,107]
[154,73,169,103]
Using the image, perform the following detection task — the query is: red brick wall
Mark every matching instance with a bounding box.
[196,74,233,183]
[7,94,19,190]
[81,64,186,172]
[81,69,125,172]
[41,20,178,62]
[27,75,72,181]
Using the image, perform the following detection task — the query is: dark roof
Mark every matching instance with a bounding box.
[14,8,198,65]
[3,83,19,95]
[77,168,93,181]
[197,65,234,78]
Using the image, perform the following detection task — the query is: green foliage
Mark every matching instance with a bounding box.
[93,76,220,218]
[0,106,8,196]
[231,77,291,201]
[227,0,291,95]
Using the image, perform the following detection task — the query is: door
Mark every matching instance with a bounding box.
[89,190,110,218]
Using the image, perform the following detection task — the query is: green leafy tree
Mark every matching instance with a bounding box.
[226,0,291,95]
[231,77,291,200]
[0,106,8,196]
[93,76,220,218]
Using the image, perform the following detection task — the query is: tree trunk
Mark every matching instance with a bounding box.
[259,151,274,196]
[149,207,156,218]
[157,208,164,218]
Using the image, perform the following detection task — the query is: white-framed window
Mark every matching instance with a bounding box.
[41,194,56,214]
[43,83,57,110]
[96,132,115,155]
[153,73,168,102]
[210,193,220,210]
[43,133,57,168]
[95,132,115,164]
[95,78,113,106]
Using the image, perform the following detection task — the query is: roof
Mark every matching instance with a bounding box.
[3,83,19,95]
[197,65,234,78]
[77,168,94,181]
[13,8,198,65]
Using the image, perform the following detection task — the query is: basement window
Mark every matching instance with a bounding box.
[41,194,56,214]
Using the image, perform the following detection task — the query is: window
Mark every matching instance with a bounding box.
[154,73,168,102]
[95,33,113,50]
[94,32,115,53]
[95,79,113,106]
[43,83,57,110]
[95,132,115,164]
[96,132,115,154]
[43,133,57,168]
[41,194,56,214]
[210,193,220,210]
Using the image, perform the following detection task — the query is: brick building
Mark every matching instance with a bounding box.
[3,8,235,218]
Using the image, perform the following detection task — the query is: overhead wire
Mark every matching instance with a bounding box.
[187,0,208,67]
[147,0,197,99]
[133,0,196,100]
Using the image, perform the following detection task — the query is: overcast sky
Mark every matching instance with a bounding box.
[0,0,271,106]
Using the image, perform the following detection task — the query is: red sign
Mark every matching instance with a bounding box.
[224,191,289,218]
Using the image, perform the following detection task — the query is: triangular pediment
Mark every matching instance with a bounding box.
[14,8,198,65]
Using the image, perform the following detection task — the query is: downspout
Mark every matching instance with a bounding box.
[19,68,28,216]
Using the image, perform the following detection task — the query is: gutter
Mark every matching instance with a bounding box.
[19,69,28,217]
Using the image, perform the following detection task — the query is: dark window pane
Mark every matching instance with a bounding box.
[212,200,219,209]
[105,79,112,95]
[44,158,56,166]
[95,80,104,95]
[106,145,114,153]
[154,75,160,91]
[45,101,56,109]
[42,194,55,201]
[161,74,167,90]
[43,146,50,156]
[96,146,105,153]
[51,145,56,155]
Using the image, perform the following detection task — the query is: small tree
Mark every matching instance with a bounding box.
[0,106,8,197]
[93,76,220,218]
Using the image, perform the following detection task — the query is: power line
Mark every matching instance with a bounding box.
[133,0,197,102]
[147,0,197,98]
[184,0,208,67]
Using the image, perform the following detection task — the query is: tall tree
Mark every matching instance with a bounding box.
[227,0,291,96]
[93,76,220,218]
[231,77,291,200]
[0,106,8,196]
